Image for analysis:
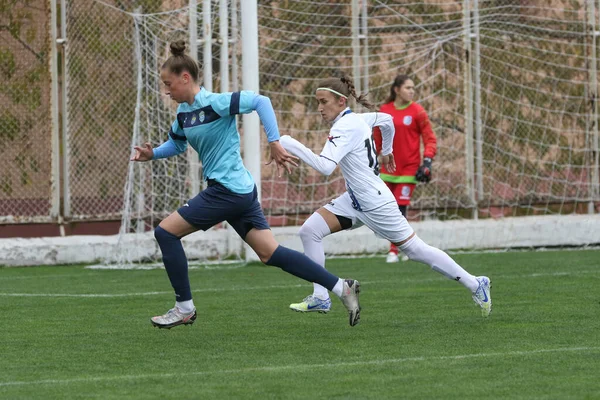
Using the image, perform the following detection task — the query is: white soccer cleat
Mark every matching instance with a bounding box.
[151,307,197,329]
[386,252,400,263]
[339,279,361,326]
[472,276,492,317]
[400,253,409,262]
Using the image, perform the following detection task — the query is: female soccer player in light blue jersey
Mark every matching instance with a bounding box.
[131,41,361,328]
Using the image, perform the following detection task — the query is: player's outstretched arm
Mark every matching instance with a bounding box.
[279,135,337,176]
[132,134,187,162]
[244,94,298,176]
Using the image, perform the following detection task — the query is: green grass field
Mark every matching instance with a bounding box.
[1,249,599,399]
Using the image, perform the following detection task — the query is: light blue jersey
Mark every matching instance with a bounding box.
[153,88,280,194]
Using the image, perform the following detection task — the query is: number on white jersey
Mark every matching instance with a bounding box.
[363,134,380,175]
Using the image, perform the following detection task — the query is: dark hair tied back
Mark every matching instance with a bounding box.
[170,40,186,57]
[316,75,376,110]
[340,75,376,111]
[162,40,201,82]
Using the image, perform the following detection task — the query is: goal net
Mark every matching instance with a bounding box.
[77,0,599,269]
[81,2,244,268]
[257,0,600,251]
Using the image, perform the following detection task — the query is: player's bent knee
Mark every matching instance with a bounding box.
[259,255,272,264]
[254,246,275,264]
[250,247,275,264]
[252,243,277,264]
[298,224,316,243]
[245,230,279,263]
[154,226,178,243]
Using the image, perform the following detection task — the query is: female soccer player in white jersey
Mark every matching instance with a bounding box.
[131,42,361,328]
[279,76,492,317]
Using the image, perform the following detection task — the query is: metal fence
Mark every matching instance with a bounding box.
[0,0,598,227]
[1,0,53,223]
[258,0,600,223]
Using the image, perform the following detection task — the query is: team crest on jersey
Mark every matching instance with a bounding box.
[400,185,411,199]
[191,114,197,124]
[328,135,341,146]
[198,111,205,123]
[403,116,412,126]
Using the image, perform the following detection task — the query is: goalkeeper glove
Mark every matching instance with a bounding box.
[415,157,432,183]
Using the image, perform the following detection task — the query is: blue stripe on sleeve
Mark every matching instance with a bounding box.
[230,91,241,115]
[319,155,338,165]
[252,95,280,143]
[169,129,187,141]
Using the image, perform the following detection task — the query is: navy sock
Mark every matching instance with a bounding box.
[265,245,339,290]
[154,226,192,302]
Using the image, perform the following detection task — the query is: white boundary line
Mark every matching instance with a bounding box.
[0,269,598,298]
[0,346,597,388]
[86,260,246,270]
[0,264,245,281]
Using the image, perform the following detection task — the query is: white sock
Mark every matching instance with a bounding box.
[400,235,479,292]
[331,279,344,297]
[299,212,331,300]
[176,300,195,313]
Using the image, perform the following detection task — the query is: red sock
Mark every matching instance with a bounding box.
[389,243,398,254]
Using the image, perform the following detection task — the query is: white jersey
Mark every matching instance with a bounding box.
[320,109,396,211]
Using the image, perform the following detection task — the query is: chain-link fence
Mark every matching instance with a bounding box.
[0,0,53,223]
[258,0,599,223]
[64,0,138,220]
[476,3,594,216]
[258,1,472,224]
[0,0,598,228]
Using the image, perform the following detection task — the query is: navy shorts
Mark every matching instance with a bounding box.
[177,180,270,239]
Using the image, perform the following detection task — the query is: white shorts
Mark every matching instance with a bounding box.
[323,192,414,243]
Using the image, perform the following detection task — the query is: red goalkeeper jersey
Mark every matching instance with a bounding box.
[374,101,437,183]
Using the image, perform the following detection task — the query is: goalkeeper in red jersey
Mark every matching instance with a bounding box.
[374,75,437,263]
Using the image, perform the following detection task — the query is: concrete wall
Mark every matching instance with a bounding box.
[1,215,599,267]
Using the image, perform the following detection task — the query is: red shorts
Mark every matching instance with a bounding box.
[385,182,416,206]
